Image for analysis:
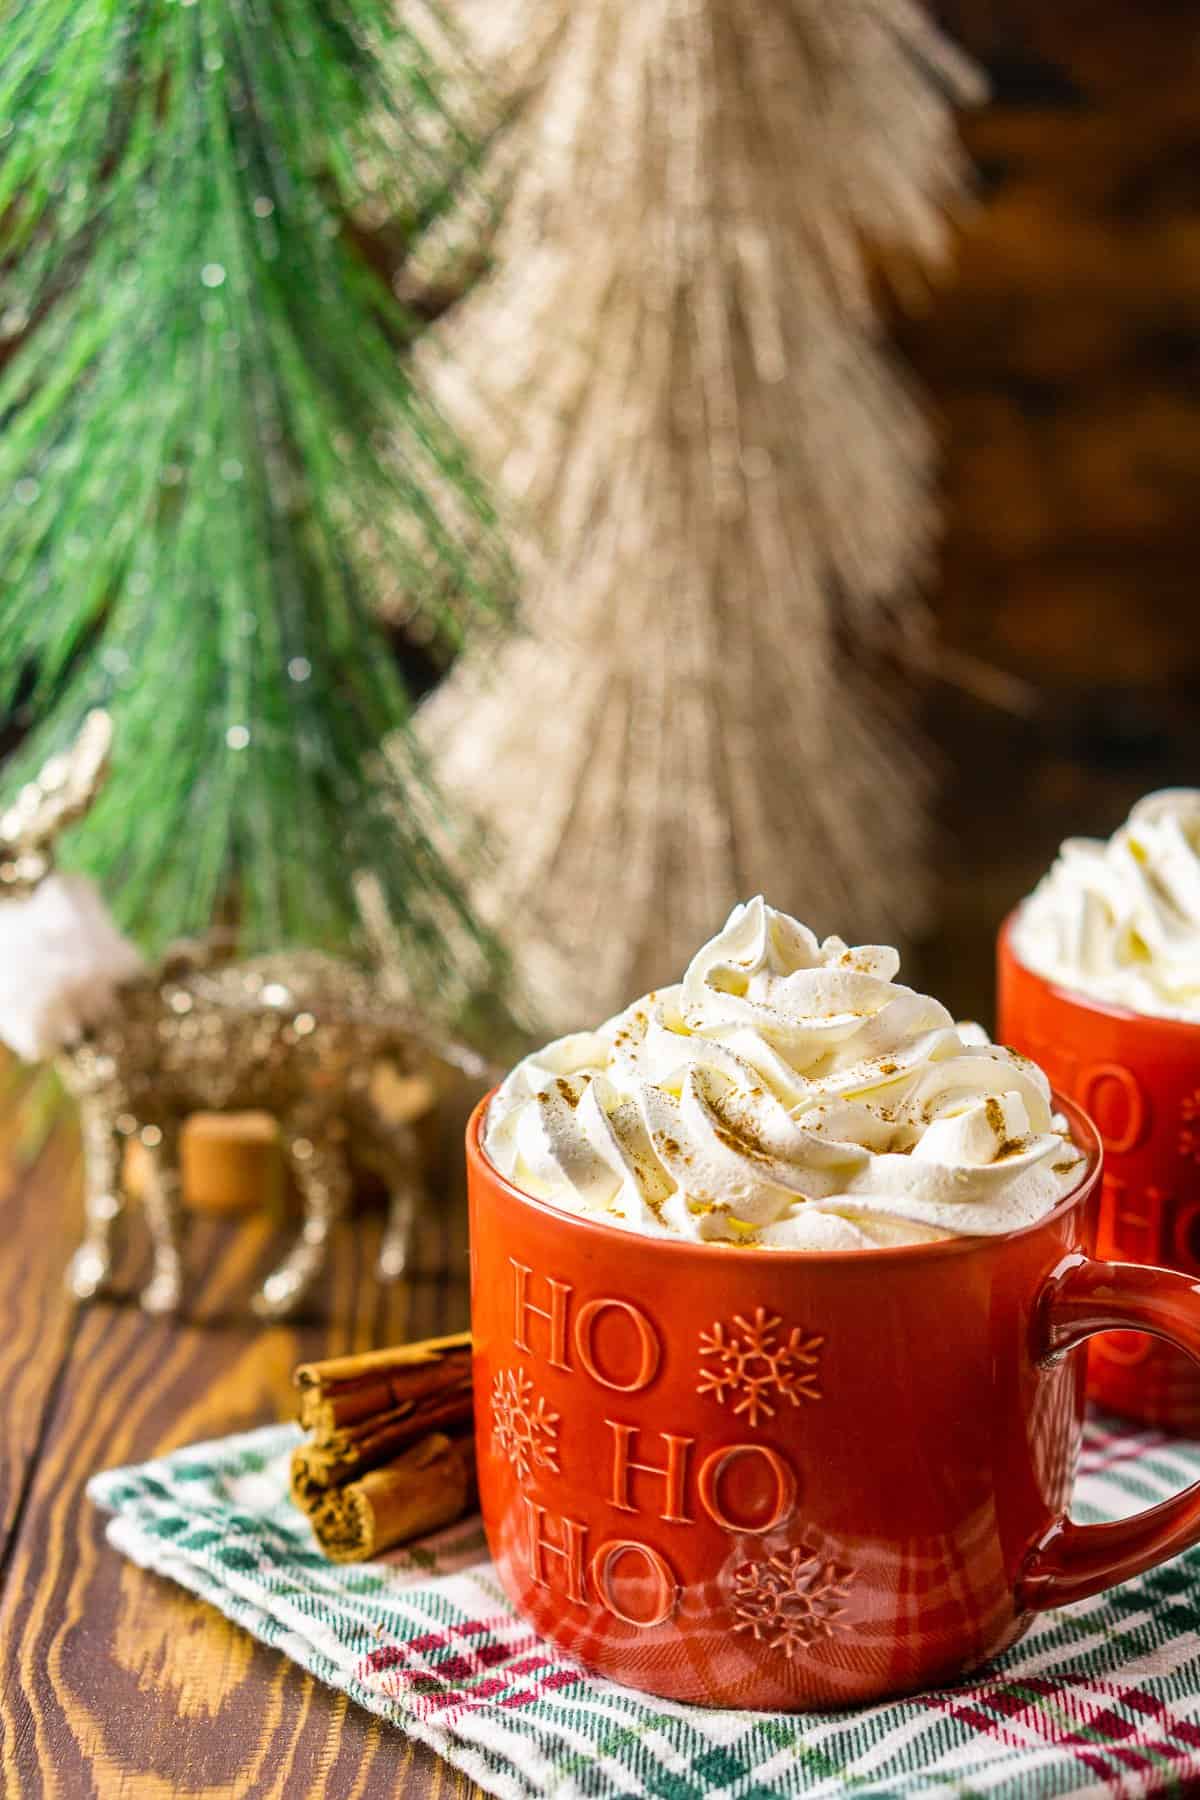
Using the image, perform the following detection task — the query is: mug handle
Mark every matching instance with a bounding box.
[1018,1255,1200,1611]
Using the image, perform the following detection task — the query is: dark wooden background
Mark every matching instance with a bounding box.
[911,0,1200,1019]
[2,3,1200,1791]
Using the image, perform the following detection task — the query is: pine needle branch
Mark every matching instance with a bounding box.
[0,0,515,1008]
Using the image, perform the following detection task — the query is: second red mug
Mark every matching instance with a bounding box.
[998,916,1200,1431]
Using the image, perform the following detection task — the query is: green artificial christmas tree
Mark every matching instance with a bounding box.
[0,0,512,1006]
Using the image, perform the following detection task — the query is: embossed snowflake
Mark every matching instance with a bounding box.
[731,1547,854,1657]
[491,1368,560,1481]
[697,1306,823,1425]
[1180,1090,1200,1165]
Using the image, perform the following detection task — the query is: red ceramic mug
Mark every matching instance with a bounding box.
[998,915,1200,1432]
[468,1093,1200,1710]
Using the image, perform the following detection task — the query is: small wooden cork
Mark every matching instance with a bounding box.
[125,1113,284,1216]
[122,1070,440,1217]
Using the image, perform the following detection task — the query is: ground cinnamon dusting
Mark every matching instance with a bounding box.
[706,1087,780,1162]
[984,1096,1029,1160]
[994,1136,1029,1160]
[711,1118,772,1163]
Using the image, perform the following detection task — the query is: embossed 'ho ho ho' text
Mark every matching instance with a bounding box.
[1014,1046,1200,1278]
[508,1259,825,1405]
[508,1259,663,1391]
[500,1258,827,1641]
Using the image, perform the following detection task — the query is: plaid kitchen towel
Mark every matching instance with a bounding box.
[90,1417,1200,1800]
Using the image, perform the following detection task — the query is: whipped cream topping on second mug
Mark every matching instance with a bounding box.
[485,898,1084,1249]
[1013,789,1200,1020]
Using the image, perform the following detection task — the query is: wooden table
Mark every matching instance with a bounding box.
[0,1092,482,1798]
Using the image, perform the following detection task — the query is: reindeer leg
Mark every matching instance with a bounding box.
[375,1118,424,1283]
[139,1124,185,1315]
[253,1125,350,1320]
[67,1102,126,1302]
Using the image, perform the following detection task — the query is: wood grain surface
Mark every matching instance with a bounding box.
[0,1093,483,1800]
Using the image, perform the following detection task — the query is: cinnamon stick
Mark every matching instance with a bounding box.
[290,1389,477,1508]
[306,1432,477,1563]
[294,1331,472,1436]
[290,1331,476,1542]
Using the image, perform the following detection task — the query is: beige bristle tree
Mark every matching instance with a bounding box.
[417,0,984,1029]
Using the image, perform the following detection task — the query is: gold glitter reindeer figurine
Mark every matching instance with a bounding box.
[0,713,489,1319]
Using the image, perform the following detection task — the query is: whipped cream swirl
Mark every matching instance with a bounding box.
[485,898,1084,1249]
[1013,790,1200,1020]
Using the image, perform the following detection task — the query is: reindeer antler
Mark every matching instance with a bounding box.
[0,711,113,891]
